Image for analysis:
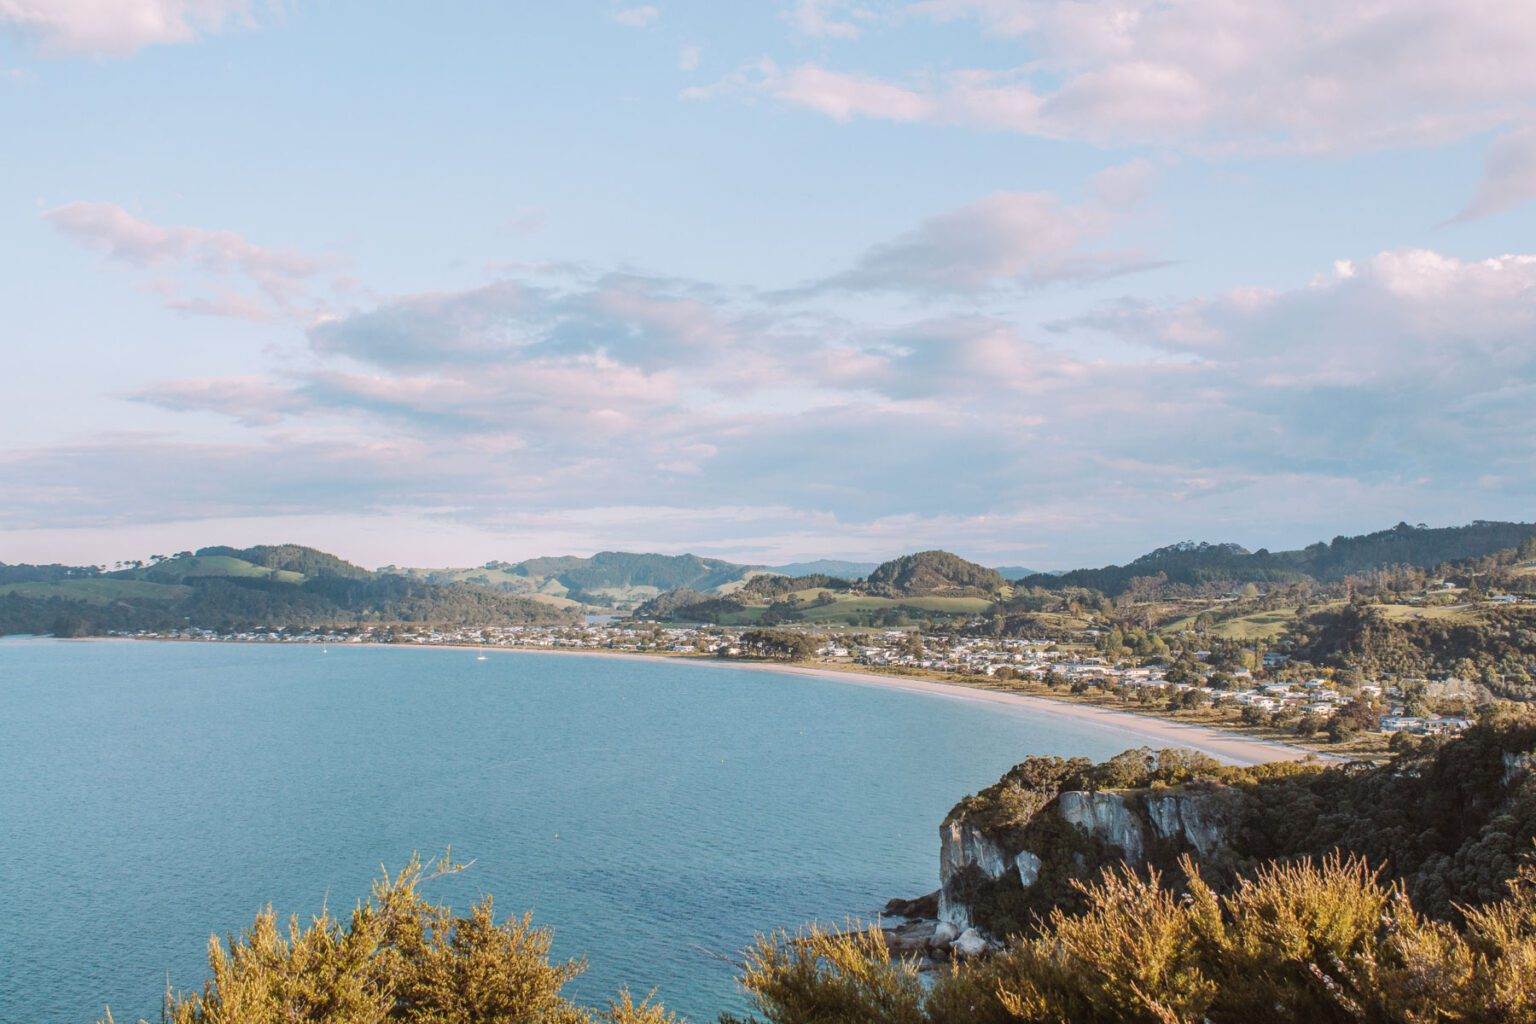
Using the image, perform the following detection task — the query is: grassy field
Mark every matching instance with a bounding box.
[0,579,191,603]
[1373,603,1484,624]
[130,554,306,584]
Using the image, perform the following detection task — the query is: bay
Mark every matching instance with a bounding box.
[0,637,1142,1023]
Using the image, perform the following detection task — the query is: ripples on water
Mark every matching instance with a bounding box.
[0,638,1140,1023]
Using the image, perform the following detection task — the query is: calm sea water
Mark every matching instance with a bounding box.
[0,638,1145,1023]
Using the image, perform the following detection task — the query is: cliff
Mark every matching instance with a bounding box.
[914,714,1536,946]
[937,781,1245,935]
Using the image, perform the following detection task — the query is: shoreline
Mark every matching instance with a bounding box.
[66,635,1327,766]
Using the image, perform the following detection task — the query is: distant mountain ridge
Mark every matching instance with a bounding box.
[1025,520,1536,595]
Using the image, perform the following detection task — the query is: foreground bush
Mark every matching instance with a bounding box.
[103,850,1536,1024]
[736,854,1536,1024]
[101,855,675,1024]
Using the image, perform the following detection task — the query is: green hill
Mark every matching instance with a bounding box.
[1030,520,1536,595]
[0,544,577,638]
[385,550,763,611]
[866,550,1006,596]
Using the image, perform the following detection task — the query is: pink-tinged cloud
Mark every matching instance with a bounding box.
[44,201,326,319]
[709,0,1536,155]
[803,173,1160,294]
[769,63,937,123]
[0,0,254,56]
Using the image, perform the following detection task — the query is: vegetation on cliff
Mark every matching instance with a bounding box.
[106,844,1536,1024]
[944,711,1536,936]
[735,853,1536,1024]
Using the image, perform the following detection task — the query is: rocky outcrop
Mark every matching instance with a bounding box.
[936,818,1010,928]
[938,784,1243,939]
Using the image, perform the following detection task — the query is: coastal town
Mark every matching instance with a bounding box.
[110,619,1472,742]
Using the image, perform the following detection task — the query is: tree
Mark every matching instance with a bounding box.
[739,629,817,661]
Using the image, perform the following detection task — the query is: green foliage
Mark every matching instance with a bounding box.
[1291,602,1536,699]
[726,924,926,1024]
[948,712,1536,935]
[865,551,1006,597]
[739,628,819,661]
[0,546,579,637]
[100,854,673,1024]
[553,551,751,593]
[737,574,854,601]
[1029,520,1536,596]
[737,853,1536,1024]
[194,544,374,580]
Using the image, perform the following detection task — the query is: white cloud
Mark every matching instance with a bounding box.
[707,1,1536,156]
[0,0,253,56]
[768,61,936,122]
[783,0,873,39]
[612,5,659,28]
[14,242,1536,564]
[678,43,701,71]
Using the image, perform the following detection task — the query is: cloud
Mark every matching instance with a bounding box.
[802,169,1160,295]
[783,0,874,39]
[15,241,1536,564]
[44,201,326,320]
[0,0,254,56]
[678,43,701,71]
[704,1,1536,156]
[748,60,938,122]
[611,5,659,28]
[1456,125,1536,221]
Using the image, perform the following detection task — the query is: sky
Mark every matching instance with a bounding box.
[2,0,1536,571]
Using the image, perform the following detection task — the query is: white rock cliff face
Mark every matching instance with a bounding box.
[1057,791,1146,863]
[939,787,1241,935]
[937,819,1010,927]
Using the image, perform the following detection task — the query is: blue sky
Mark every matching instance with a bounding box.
[3,1,1536,569]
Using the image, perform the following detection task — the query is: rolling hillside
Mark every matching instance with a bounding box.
[1027,521,1536,595]
[0,545,576,637]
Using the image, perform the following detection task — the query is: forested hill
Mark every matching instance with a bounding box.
[0,545,576,637]
[548,551,748,592]
[865,550,1006,596]
[1026,520,1536,595]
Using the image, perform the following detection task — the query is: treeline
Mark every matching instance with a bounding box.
[1026,520,1536,596]
[189,544,373,580]
[2,569,578,638]
[1291,603,1536,700]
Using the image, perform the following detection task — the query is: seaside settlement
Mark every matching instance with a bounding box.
[111,621,1472,743]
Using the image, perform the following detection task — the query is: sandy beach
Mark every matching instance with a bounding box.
[385,642,1328,767]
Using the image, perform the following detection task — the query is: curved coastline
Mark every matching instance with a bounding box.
[61,635,1326,766]
[470,645,1326,767]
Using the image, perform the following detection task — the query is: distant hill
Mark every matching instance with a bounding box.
[0,544,576,637]
[382,550,762,611]
[555,551,748,593]
[992,565,1043,581]
[764,559,880,580]
[1026,521,1536,596]
[866,550,1006,596]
